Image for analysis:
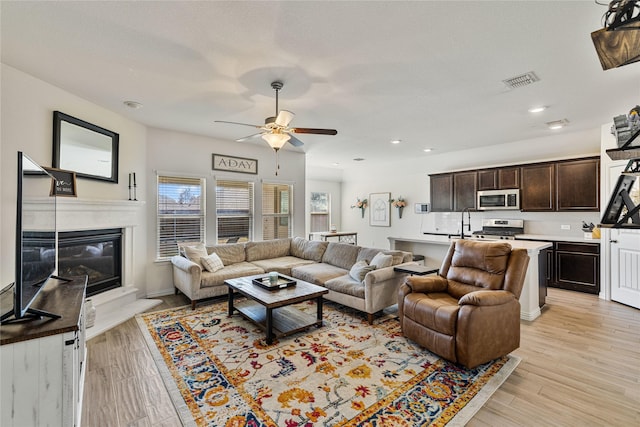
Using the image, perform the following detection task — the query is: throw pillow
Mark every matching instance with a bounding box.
[370,252,393,269]
[201,252,224,272]
[349,260,376,282]
[183,244,208,266]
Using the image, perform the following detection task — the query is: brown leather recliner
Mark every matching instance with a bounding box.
[398,239,529,368]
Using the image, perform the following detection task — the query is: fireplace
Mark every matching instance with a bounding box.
[58,228,122,297]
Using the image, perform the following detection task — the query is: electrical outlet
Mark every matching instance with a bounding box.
[561,224,570,230]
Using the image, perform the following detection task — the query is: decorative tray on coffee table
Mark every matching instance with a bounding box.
[252,274,297,290]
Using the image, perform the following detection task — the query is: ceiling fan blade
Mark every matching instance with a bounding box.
[275,110,295,127]
[291,127,338,135]
[288,134,304,147]
[236,133,263,142]
[215,120,262,129]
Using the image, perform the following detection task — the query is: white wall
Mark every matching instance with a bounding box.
[1,65,147,291]
[338,127,602,249]
[144,127,306,297]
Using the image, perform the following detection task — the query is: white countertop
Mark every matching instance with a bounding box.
[388,236,552,252]
[515,234,600,243]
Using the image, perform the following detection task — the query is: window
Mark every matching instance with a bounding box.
[157,175,205,260]
[262,183,292,240]
[216,180,254,244]
[310,192,330,232]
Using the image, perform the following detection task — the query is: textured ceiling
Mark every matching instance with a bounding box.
[2,1,639,171]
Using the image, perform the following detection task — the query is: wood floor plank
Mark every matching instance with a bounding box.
[82,289,640,427]
[113,377,146,425]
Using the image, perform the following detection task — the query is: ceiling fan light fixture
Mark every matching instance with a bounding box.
[275,110,295,127]
[262,132,290,150]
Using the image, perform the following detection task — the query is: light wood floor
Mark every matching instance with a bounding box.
[82,289,640,426]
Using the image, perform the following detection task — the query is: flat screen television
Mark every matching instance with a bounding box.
[1,152,61,324]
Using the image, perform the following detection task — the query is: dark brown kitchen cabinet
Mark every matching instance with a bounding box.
[556,158,600,211]
[430,173,453,212]
[453,171,477,211]
[520,163,555,211]
[553,242,600,294]
[478,169,498,190]
[498,167,519,189]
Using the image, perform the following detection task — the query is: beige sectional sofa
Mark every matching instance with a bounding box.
[170,237,415,323]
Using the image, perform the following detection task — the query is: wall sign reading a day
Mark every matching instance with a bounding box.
[212,154,258,174]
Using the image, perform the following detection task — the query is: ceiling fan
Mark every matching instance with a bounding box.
[215,81,338,151]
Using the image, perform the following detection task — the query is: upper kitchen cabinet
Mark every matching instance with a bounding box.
[477,166,519,190]
[521,163,555,211]
[430,173,454,212]
[477,169,498,190]
[454,171,477,211]
[556,157,600,211]
[520,156,600,212]
[498,167,519,189]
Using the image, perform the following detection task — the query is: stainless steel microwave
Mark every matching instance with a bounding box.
[477,189,520,210]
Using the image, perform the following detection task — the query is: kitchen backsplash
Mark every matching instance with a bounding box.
[422,211,601,238]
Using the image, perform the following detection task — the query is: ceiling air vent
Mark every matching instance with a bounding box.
[502,72,539,89]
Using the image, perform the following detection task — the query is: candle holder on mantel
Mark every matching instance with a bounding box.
[128,172,138,201]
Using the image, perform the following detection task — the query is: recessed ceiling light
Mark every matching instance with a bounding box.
[332,162,340,166]
[546,119,569,130]
[123,100,143,109]
[353,158,365,162]
[391,139,401,144]
[423,148,432,152]
[528,106,546,113]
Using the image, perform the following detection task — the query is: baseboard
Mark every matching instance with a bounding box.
[86,297,162,340]
[520,307,542,321]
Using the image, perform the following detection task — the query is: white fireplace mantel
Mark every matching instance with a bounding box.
[24,197,160,339]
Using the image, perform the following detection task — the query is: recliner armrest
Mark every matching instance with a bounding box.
[458,290,516,306]
[404,275,448,293]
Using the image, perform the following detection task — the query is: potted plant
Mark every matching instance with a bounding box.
[391,196,407,218]
[351,197,368,218]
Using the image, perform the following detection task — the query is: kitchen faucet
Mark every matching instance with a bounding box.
[461,207,472,239]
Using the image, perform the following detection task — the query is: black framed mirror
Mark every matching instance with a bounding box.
[52,111,119,183]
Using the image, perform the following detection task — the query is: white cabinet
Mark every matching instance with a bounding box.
[1,277,87,427]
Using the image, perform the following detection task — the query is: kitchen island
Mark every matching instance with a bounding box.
[388,236,552,321]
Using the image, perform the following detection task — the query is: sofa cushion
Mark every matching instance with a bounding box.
[207,243,245,265]
[322,242,361,270]
[183,244,208,265]
[245,238,291,262]
[324,275,365,299]
[370,252,393,269]
[250,256,315,276]
[290,237,329,262]
[177,241,204,257]
[200,262,265,288]
[349,260,376,281]
[291,263,349,286]
[201,252,224,273]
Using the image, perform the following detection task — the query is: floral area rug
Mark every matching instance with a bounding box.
[136,300,520,427]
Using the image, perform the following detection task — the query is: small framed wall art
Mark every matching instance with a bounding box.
[44,167,78,197]
[369,192,390,227]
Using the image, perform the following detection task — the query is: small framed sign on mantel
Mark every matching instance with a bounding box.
[44,167,78,197]
[212,154,258,174]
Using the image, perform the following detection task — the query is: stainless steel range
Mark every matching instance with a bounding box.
[471,219,524,240]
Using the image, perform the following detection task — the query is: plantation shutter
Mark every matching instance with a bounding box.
[156,175,205,259]
[216,180,253,243]
[262,183,293,240]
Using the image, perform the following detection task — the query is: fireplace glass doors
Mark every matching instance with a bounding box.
[57,228,122,296]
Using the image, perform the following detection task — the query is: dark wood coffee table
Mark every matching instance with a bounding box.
[225,274,329,345]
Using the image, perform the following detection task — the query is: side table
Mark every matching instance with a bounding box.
[394,264,439,276]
